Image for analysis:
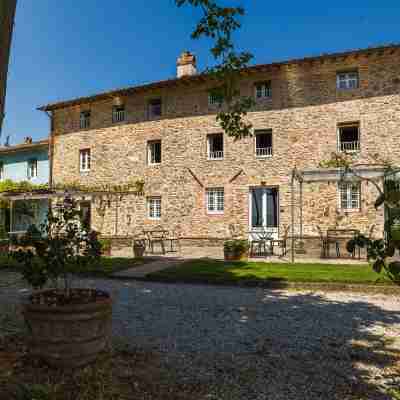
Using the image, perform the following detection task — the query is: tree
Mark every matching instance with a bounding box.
[0,0,17,136]
[176,0,254,139]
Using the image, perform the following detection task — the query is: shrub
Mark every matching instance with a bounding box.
[223,239,249,256]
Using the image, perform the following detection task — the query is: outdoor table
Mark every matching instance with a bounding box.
[143,229,169,254]
[248,230,274,257]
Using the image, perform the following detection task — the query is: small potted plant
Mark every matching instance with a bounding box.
[12,194,112,368]
[133,238,146,258]
[391,218,400,241]
[223,239,249,261]
[99,238,112,256]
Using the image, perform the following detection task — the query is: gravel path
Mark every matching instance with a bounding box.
[1,271,400,399]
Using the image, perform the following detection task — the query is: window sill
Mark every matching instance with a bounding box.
[338,208,361,213]
[255,154,273,159]
[207,211,224,215]
[207,157,224,161]
[80,170,91,175]
[147,217,161,221]
[255,97,272,101]
[148,163,162,167]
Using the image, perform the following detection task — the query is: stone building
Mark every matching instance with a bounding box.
[37,45,400,250]
[0,137,49,233]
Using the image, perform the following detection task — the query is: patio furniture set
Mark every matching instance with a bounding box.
[142,228,181,255]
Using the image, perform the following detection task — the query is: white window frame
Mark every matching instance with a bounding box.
[255,81,272,99]
[147,140,162,165]
[336,71,359,90]
[255,130,273,158]
[206,188,224,214]
[338,182,361,211]
[79,149,91,172]
[80,111,91,129]
[207,133,224,160]
[337,123,360,153]
[27,159,38,179]
[147,197,161,220]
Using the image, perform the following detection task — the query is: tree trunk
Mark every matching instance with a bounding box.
[0,0,17,136]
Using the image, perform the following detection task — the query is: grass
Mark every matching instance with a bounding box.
[0,254,144,277]
[148,259,392,286]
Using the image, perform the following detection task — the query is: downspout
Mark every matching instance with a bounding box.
[43,110,54,188]
[290,170,295,263]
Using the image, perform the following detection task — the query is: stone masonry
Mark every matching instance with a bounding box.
[43,45,400,243]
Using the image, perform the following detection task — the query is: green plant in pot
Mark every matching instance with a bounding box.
[223,239,249,261]
[99,238,112,256]
[12,194,112,368]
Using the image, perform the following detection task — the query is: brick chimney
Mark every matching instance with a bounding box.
[177,51,197,78]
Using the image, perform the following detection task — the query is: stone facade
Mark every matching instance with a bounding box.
[45,45,400,242]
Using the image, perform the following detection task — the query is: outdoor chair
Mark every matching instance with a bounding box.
[166,228,182,253]
[316,226,340,258]
[143,229,167,255]
[249,230,273,257]
[271,225,290,257]
[327,228,360,259]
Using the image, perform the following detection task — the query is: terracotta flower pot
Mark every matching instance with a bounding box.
[224,249,248,261]
[22,289,112,368]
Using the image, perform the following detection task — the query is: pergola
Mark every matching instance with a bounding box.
[289,165,386,262]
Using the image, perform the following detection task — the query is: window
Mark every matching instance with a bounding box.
[80,111,91,129]
[208,90,223,106]
[255,81,272,99]
[336,71,359,90]
[255,130,273,157]
[206,188,224,214]
[147,140,161,165]
[338,182,360,210]
[148,99,162,118]
[112,105,125,123]
[27,159,38,179]
[80,149,91,172]
[207,133,224,160]
[338,123,360,152]
[147,197,161,219]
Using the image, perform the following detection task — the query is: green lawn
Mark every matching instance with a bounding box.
[0,254,144,277]
[148,259,391,285]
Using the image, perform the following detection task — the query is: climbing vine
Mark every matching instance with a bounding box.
[176,0,255,139]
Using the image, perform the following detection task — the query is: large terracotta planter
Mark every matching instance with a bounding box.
[224,250,248,261]
[22,289,112,368]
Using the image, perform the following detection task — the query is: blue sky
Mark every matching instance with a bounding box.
[3,0,400,144]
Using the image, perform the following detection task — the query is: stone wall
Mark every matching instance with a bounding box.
[50,48,400,241]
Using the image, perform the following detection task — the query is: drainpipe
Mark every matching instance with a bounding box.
[43,111,54,189]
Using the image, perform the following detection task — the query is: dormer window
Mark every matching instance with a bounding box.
[27,159,38,179]
[80,110,91,129]
[255,81,272,99]
[148,99,162,118]
[336,71,359,90]
[112,105,125,123]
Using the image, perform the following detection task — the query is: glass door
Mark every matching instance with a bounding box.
[249,187,279,239]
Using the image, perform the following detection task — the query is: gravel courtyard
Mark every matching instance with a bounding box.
[1,271,400,399]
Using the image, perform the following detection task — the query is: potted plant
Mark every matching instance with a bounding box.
[12,194,112,368]
[133,238,146,258]
[99,238,112,256]
[391,218,400,241]
[223,239,249,261]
